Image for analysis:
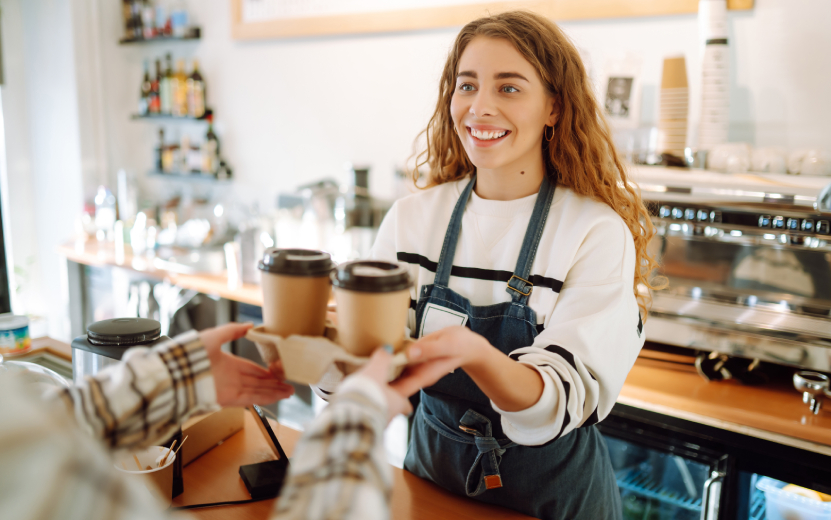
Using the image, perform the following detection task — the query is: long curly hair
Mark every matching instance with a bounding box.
[413,10,662,319]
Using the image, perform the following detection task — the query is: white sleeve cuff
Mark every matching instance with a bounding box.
[490,363,559,443]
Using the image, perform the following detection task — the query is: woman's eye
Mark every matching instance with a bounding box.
[459,83,475,92]
[502,85,519,93]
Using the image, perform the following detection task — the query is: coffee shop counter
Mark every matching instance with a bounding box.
[59,238,831,454]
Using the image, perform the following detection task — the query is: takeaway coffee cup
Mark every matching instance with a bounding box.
[258,248,335,337]
[114,446,176,509]
[331,261,412,356]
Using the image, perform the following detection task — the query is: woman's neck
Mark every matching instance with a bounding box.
[473,154,545,201]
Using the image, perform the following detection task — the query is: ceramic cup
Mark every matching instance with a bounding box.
[331,261,412,356]
[114,446,176,509]
[258,248,335,337]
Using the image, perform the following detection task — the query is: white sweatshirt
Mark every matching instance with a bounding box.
[369,177,645,446]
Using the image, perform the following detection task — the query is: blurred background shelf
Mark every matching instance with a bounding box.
[131,108,213,121]
[119,29,200,44]
[148,170,229,182]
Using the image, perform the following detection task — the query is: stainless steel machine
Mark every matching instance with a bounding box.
[633,166,831,382]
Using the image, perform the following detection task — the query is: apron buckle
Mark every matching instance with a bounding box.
[459,424,479,435]
[507,274,533,297]
[484,474,503,489]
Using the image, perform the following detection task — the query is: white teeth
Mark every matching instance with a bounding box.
[470,128,507,140]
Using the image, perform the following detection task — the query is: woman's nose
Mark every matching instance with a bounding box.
[469,89,497,117]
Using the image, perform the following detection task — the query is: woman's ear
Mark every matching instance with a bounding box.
[547,96,561,127]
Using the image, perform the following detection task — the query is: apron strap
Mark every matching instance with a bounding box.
[506,175,556,304]
[459,409,517,497]
[434,175,477,287]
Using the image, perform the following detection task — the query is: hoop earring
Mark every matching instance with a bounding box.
[544,126,554,142]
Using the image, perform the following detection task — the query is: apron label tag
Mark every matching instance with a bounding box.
[484,475,503,489]
[419,303,468,338]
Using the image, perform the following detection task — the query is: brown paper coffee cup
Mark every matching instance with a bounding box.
[334,287,410,356]
[258,248,334,337]
[331,261,412,357]
[261,272,331,337]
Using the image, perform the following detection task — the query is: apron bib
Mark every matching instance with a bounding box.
[404,175,621,520]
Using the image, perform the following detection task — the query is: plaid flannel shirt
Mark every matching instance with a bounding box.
[0,331,391,520]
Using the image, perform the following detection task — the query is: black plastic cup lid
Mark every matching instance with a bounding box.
[87,318,162,347]
[331,261,412,293]
[258,248,334,277]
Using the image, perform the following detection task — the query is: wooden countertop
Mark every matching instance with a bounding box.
[59,239,264,306]
[177,411,531,519]
[620,360,831,454]
[59,238,831,453]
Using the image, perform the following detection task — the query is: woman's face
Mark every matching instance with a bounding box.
[450,37,557,173]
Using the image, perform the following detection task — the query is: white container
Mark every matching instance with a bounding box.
[757,477,831,520]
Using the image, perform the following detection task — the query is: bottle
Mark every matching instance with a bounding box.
[187,59,206,118]
[141,0,155,39]
[149,59,162,114]
[202,115,220,174]
[138,60,152,115]
[173,59,188,117]
[157,128,166,172]
[160,53,173,114]
[122,0,135,39]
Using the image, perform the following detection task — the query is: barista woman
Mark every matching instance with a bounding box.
[370,11,660,520]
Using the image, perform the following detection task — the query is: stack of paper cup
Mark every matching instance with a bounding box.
[657,56,689,158]
[698,0,730,151]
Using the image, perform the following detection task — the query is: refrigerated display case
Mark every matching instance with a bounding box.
[600,403,831,520]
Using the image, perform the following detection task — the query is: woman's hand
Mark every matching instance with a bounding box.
[390,326,489,397]
[199,323,295,407]
[391,326,544,412]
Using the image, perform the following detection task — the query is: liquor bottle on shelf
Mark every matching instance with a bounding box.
[122,0,135,39]
[202,114,220,174]
[173,59,188,117]
[156,128,165,172]
[187,59,206,118]
[141,1,155,39]
[160,53,173,114]
[138,60,152,116]
[149,59,162,114]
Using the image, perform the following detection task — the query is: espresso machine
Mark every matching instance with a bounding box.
[632,166,831,413]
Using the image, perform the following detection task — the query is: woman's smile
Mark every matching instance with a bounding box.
[466,124,511,147]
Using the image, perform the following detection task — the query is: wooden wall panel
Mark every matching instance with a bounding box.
[230,0,754,40]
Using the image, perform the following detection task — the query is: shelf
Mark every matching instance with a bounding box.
[131,108,213,122]
[119,28,201,44]
[148,171,230,183]
[615,466,703,513]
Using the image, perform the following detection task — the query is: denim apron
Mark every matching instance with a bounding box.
[404,175,621,520]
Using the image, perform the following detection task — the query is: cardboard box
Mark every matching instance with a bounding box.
[181,407,245,466]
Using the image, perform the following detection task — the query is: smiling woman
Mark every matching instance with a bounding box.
[357,10,664,520]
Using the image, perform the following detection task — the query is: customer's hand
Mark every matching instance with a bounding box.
[352,347,413,424]
[200,323,295,407]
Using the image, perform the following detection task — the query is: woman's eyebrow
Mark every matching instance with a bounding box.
[495,72,529,82]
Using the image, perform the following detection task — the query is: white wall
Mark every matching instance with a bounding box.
[1,0,85,339]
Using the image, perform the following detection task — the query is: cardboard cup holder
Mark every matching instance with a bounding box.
[246,322,411,386]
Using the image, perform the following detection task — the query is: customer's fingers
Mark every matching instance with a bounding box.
[200,322,254,348]
[356,346,393,384]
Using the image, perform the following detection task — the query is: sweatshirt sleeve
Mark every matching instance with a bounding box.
[492,217,645,445]
[50,330,219,449]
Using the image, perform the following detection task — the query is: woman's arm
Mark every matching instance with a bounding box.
[394,326,544,412]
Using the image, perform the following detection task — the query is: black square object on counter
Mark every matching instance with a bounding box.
[239,459,289,499]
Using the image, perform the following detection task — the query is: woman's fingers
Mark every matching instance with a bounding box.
[390,357,460,397]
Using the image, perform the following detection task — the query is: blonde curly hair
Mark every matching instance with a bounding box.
[412,10,662,319]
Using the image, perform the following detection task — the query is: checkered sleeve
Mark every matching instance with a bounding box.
[52,330,218,449]
[272,375,392,520]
